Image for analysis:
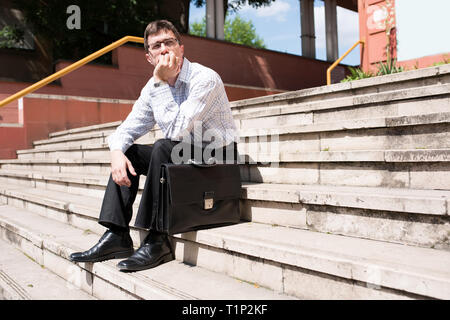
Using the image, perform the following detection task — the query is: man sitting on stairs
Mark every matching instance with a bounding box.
[70,20,237,272]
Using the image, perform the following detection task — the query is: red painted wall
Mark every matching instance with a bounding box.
[0,95,133,159]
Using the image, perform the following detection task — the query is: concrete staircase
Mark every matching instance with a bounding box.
[0,64,449,300]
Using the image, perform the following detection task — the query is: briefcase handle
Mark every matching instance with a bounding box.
[187,157,217,168]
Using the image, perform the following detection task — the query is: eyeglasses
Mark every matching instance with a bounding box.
[148,38,179,52]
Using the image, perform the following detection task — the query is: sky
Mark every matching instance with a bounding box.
[189,0,361,66]
[395,0,450,61]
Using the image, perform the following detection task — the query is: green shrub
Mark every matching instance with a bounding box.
[0,25,24,49]
[432,54,449,66]
[376,58,404,75]
[341,66,374,82]
[341,58,405,83]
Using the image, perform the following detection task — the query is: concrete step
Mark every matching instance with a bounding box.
[242,149,450,163]
[30,126,158,151]
[13,142,450,164]
[25,97,450,154]
[0,158,111,174]
[230,64,450,116]
[17,111,450,159]
[0,183,141,229]
[241,112,450,155]
[27,79,450,150]
[22,77,450,150]
[33,130,114,150]
[232,78,450,121]
[3,147,450,190]
[0,177,448,249]
[0,205,293,300]
[240,111,450,137]
[0,202,449,299]
[49,120,123,139]
[243,157,450,190]
[17,144,110,160]
[0,237,95,300]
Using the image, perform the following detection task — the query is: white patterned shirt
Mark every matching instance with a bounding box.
[107,57,237,153]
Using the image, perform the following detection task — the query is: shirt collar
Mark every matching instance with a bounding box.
[174,57,190,88]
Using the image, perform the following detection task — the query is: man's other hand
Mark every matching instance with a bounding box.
[110,150,137,187]
[153,51,181,82]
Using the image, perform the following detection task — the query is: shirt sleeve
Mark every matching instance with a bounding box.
[149,70,222,139]
[107,84,156,153]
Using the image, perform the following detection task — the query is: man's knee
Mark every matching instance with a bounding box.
[124,144,138,158]
[124,144,143,165]
[123,144,152,170]
[151,139,177,162]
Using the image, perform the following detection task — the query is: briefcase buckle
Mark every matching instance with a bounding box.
[204,198,214,210]
[204,191,214,210]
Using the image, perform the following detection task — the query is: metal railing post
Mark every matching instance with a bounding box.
[327,39,365,85]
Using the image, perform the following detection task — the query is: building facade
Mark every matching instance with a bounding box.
[358,0,449,72]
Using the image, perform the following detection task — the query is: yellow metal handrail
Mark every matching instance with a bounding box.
[327,39,365,85]
[0,36,144,108]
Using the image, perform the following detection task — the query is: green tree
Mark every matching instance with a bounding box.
[190,15,266,49]
[192,0,275,19]
[6,0,272,63]
[12,0,160,62]
[0,25,24,49]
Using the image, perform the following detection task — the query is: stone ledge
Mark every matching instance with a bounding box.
[1,177,448,216]
[230,64,450,109]
[1,186,448,295]
[25,93,136,105]
[0,123,23,128]
[49,121,123,138]
[0,205,294,300]
[385,149,450,162]
[0,158,110,164]
[242,149,450,163]
[33,131,108,146]
[240,112,450,137]
[0,237,95,300]
[5,148,450,165]
[185,221,450,299]
[242,183,450,215]
[17,144,108,155]
[13,111,450,156]
[233,83,450,120]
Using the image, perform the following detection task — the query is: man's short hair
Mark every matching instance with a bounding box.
[144,20,182,53]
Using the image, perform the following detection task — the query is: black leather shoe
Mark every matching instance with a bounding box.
[117,232,174,272]
[70,229,134,263]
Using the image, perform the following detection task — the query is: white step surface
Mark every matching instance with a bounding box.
[1,170,449,249]
[0,204,295,300]
[230,64,450,112]
[1,176,449,216]
[233,82,450,120]
[0,237,95,300]
[49,121,123,138]
[1,188,449,299]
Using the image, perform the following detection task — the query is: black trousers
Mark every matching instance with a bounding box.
[98,139,238,232]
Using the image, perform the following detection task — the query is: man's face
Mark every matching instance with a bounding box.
[145,30,184,67]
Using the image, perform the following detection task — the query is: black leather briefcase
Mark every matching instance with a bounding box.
[156,161,242,235]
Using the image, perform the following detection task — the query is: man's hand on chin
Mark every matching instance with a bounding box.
[153,52,182,83]
[110,150,137,187]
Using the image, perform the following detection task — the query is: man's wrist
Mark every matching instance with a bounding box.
[153,76,168,87]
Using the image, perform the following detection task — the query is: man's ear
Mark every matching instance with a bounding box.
[146,53,155,66]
